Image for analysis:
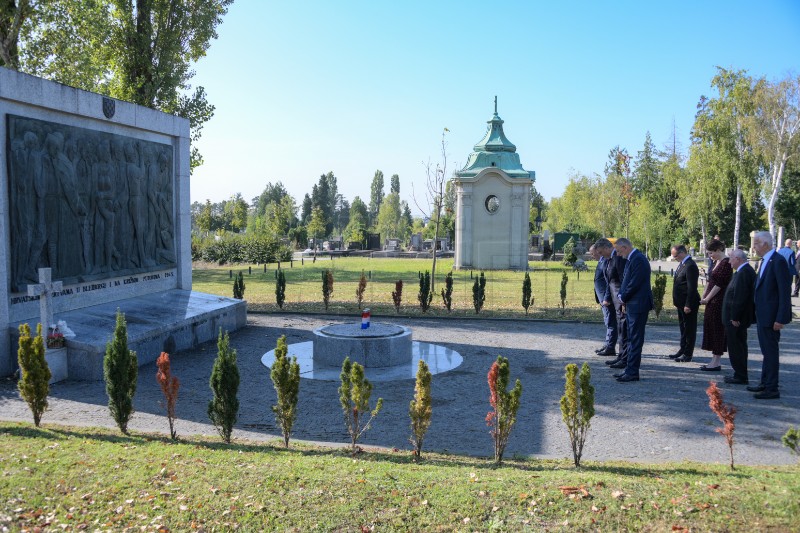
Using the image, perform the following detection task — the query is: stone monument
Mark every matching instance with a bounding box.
[1,67,245,380]
[453,98,535,270]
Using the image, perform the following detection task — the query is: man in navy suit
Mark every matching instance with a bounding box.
[722,249,756,385]
[590,244,616,355]
[596,238,628,367]
[749,231,792,399]
[613,238,653,382]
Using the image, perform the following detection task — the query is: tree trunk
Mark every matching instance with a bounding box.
[733,183,742,249]
[767,155,788,242]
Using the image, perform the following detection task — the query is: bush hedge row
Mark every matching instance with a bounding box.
[192,235,293,265]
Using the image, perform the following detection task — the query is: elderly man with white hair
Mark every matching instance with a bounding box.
[721,248,757,385]
[749,231,792,399]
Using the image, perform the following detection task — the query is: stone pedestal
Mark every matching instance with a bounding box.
[45,347,68,384]
[313,322,412,368]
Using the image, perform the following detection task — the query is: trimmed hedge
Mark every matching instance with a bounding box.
[192,235,293,265]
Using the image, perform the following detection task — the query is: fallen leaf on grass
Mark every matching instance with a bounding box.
[611,490,625,500]
[707,484,719,489]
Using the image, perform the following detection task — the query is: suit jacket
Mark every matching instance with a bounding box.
[618,248,654,314]
[755,251,793,326]
[721,263,756,327]
[602,250,626,304]
[672,257,700,310]
[777,246,798,276]
[594,257,608,303]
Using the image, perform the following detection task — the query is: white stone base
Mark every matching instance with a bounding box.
[45,347,68,384]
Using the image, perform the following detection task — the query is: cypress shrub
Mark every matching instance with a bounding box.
[322,269,334,311]
[486,355,522,464]
[104,310,138,434]
[472,271,486,314]
[17,323,51,427]
[522,271,533,315]
[208,329,240,444]
[339,357,383,452]
[270,335,300,448]
[560,271,568,313]
[560,362,595,467]
[441,271,453,312]
[392,279,403,314]
[233,271,245,299]
[356,270,367,309]
[417,271,432,313]
[652,272,667,318]
[276,268,286,309]
[409,360,432,460]
[155,352,180,440]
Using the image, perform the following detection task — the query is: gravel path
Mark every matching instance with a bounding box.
[2,312,798,465]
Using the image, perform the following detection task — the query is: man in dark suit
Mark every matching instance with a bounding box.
[590,244,616,355]
[722,249,756,385]
[777,238,797,297]
[670,244,700,362]
[613,238,653,382]
[595,238,628,367]
[749,231,792,399]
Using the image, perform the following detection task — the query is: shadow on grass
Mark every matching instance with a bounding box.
[1,421,776,481]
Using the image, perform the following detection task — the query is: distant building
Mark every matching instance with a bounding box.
[453,99,535,269]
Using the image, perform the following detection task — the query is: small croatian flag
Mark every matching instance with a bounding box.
[361,308,371,329]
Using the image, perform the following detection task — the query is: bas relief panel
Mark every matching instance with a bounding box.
[6,115,176,292]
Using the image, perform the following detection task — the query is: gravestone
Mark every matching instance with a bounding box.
[27,268,61,338]
[1,67,245,379]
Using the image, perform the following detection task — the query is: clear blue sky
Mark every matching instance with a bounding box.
[190,0,800,215]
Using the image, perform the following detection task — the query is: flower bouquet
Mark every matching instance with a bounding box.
[46,326,65,349]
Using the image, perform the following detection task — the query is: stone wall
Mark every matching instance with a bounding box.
[0,67,192,377]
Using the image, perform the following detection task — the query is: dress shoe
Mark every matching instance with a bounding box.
[746,384,765,392]
[609,361,627,369]
[669,351,683,359]
[700,365,721,371]
[724,376,748,385]
[612,372,625,378]
[674,355,693,363]
[754,390,780,400]
[605,357,622,366]
[596,347,616,356]
[616,374,639,382]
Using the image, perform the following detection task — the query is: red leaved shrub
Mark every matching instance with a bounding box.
[706,381,737,470]
[156,352,180,440]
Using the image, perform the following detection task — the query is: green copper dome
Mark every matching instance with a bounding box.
[457,97,535,180]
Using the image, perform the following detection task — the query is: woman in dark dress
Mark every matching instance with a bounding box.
[699,239,733,370]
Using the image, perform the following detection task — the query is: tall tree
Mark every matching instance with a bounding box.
[750,73,800,240]
[344,196,368,244]
[15,0,233,170]
[0,0,32,69]
[604,146,633,238]
[390,174,400,194]
[376,192,408,242]
[369,170,385,227]
[300,193,313,225]
[689,68,760,248]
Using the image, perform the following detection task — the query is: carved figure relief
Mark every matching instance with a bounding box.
[6,115,176,292]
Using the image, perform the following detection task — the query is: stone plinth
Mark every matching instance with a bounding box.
[45,347,68,384]
[312,322,412,368]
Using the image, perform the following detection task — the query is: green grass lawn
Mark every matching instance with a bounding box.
[193,257,684,323]
[1,422,798,532]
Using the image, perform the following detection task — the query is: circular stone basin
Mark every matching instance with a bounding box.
[313,322,412,368]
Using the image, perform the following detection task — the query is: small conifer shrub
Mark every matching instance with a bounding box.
[339,357,383,452]
[560,362,595,467]
[104,310,138,434]
[276,268,286,309]
[563,237,577,265]
[208,329,240,444]
[783,427,800,460]
[270,335,300,448]
[486,356,522,464]
[233,271,245,299]
[17,323,51,427]
[322,269,334,311]
[156,352,180,440]
[560,271,568,313]
[652,272,667,318]
[707,381,737,470]
[392,279,403,314]
[409,360,432,460]
[522,271,533,315]
[441,271,454,312]
[472,271,486,314]
[418,271,433,313]
[356,270,368,309]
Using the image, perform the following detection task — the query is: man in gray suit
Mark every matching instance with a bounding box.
[590,244,616,355]
[722,249,756,385]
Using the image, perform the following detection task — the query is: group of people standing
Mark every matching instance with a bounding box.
[590,232,792,399]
